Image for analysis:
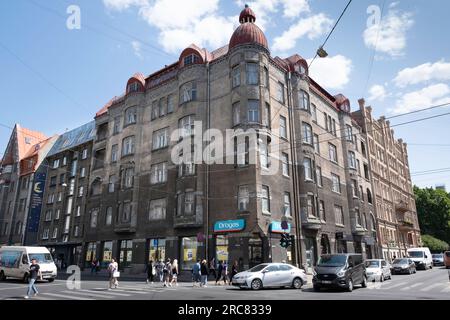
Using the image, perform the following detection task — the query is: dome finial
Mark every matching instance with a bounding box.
[239,4,256,24]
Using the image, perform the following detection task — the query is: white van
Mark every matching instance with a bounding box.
[407,247,433,270]
[0,246,57,282]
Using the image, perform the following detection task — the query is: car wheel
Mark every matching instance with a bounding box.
[292,277,303,289]
[347,279,353,292]
[313,285,321,292]
[429,264,432,269]
[48,278,55,283]
[23,273,30,284]
[251,279,263,291]
[0,271,6,281]
[380,275,384,282]
[361,276,367,288]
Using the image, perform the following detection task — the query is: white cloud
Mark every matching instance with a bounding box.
[363,8,414,57]
[307,55,353,90]
[368,84,387,102]
[282,0,310,18]
[390,83,450,114]
[394,60,450,88]
[103,0,147,11]
[131,40,143,59]
[273,13,333,53]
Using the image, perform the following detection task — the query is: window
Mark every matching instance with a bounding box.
[303,158,313,181]
[332,119,336,136]
[183,54,200,66]
[42,229,49,240]
[152,128,169,150]
[259,140,269,169]
[360,186,364,201]
[367,188,373,204]
[113,116,121,134]
[90,179,102,196]
[66,197,73,214]
[348,151,356,169]
[179,115,195,138]
[313,134,320,153]
[247,100,259,123]
[108,175,116,193]
[63,216,71,234]
[80,167,86,178]
[232,102,240,126]
[45,210,52,221]
[75,206,81,217]
[238,186,249,211]
[298,90,310,111]
[90,209,98,228]
[151,162,167,184]
[122,136,135,156]
[78,186,84,197]
[122,202,131,222]
[329,143,338,162]
[346,125,353,141]
[151,100,159,120]
[57,192,62,202]
[364,164,370,180]
[159,98,166,117]
[184,192,195,215]
[149,198,167,220]
[52,159,60,169]
[351,179,358,198]
[47,194,55,204]
[334,205,344,225]
[319,200,326,221]
[127,82,139,93]
[235,136,249,166]
[302,122,313,144]
[331,174,341,193]
[279,116,287,139]
[263,103,270,127]
[311,104,317,122]
[180,81,197,103]
[52,227,58,239]
[178,157,195,177]
[284,192,291,216]
[276,82,285,103]
[70,159,78,177]
[356,208,362,227]
[82,149,88,160]
[232,65,240,88]
[356,159,361,175]
[106,207,113,226]
[62,156,67,166]
[50,176,57,187]
[361,142,367,157]
[123,168,134,188]
[111,144,118,162]
[54,209,60,220]
[307,195,316,217]
[125,107,137,125]
[261,186,270,213]
[167,94,174,113]
[281,153,289,176]
[246,63,258,85]
[262,66,269,87]
[74,225,80,237]
[316,166,323,187]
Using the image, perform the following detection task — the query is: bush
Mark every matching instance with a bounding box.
[421,234,449,252]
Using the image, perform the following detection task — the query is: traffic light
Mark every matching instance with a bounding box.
[279,233,291,248]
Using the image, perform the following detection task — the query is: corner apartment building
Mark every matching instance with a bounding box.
[353,99,421,260]
[38,122,95,267]
[0,124,57,246]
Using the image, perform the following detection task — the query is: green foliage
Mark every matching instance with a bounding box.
[421,234,449,252]
[414,186,450,244]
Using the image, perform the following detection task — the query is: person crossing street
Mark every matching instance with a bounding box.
[24,258,41,299]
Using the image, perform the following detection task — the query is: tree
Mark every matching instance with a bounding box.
[421,234,449,253]
[414,186,450,244]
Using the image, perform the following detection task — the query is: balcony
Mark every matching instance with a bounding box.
[174,214,203,228]
[398,218,415,231]
[352,225,367,236]
[395,200,409,213]
[114,222,136,234]
[301,213,322,230]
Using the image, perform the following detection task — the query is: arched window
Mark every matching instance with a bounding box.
[370,214,376,231]
[367,188,373,204]
[91,178,102,196]
[183,54,201,66]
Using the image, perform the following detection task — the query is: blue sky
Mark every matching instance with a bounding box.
[1,0,450,189]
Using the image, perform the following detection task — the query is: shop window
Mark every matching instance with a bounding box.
[181,237,198,270]
[149,238,166,262]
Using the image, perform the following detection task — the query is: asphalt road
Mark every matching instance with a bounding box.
[0,266,448,300]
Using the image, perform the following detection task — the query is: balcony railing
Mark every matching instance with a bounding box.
[395,200,409,213]
[174,213,203,228]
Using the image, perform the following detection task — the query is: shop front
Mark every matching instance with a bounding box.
[84,241,97,268]
[101,241,113,268]
[119,240,133,270]
[213,219,247,266]
[268,221,293,264]
[148,238,166,262]
[180,236,200,271]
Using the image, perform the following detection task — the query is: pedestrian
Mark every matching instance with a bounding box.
[192,259,201,287]
[163,258,172,287]
[221,261,229,285]
[216,260,223,285]
[146,260,155,284]
[170,259,179,287]
[156,259,164,282]
[95,260,100,274]
[107,258,119,289]
[200,259,209,287]
[209,258,217,281]
[230,260,238,285]
[24,258,41,299]
[90,259,97,274]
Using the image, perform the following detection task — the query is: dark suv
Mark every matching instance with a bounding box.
[312,254,367,292]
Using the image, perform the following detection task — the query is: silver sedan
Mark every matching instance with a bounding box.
[231,263,307,290]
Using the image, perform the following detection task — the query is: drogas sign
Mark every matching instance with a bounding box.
[213,219,245,233]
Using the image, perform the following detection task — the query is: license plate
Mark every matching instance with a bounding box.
[322,280,332,284]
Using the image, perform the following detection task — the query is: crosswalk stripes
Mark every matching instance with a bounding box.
[379,281,409,290]
[94,288,148,294]
[76,289,132,297]
[400,282,424,291]
[420,283,444,292]
[61,290,115,299]
[440,284,450,293]
[41,292,94,300]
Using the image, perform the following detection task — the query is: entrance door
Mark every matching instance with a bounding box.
[249,238,263,268]
[119,240,133,269]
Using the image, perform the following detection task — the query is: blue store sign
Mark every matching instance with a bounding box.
[214,219,245,233]
[269,221,291,234]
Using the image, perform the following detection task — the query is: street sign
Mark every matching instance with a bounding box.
[281,220,289,230]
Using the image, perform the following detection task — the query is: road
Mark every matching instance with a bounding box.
[0,267,448,300]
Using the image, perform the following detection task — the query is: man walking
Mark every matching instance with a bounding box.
[200,259,209,287]
[24,258,41,299]
[192,259,201,287]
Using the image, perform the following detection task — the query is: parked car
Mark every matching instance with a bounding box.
[444,251,450,269]
[407,247,433,270]
[431,254,444,266]
[312,254,367,292]
[0,246,57,283]
[391,258,416,275]
[231,263,307,290]
[365,259,392,282]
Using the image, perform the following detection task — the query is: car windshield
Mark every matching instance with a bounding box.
[317,255,347,267]
[248,264,269,272]
[393,259,408,264]
[28,253,53,263]
[432,254,443,258]
[408,251,424,258]
[446,252,450,257]
[365,260,380,268]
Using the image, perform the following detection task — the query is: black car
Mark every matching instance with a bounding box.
[312,254,367,292]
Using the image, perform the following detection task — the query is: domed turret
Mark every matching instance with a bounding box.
[229,5,268,51]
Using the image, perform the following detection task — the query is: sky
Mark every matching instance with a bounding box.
[1,0,449,190]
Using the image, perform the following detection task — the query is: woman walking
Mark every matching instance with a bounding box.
[215,260,223,285]
[200,260,209,287]
[163,258,172,287]
[230,260,238,285]
[221,261,229,285]
[170,259,179,286]
[146,260,155,284]
[107,258,119,289]
[209,258,217,281]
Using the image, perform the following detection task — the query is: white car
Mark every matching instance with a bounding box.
[365,259,392,282]
[232,263,307,290]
